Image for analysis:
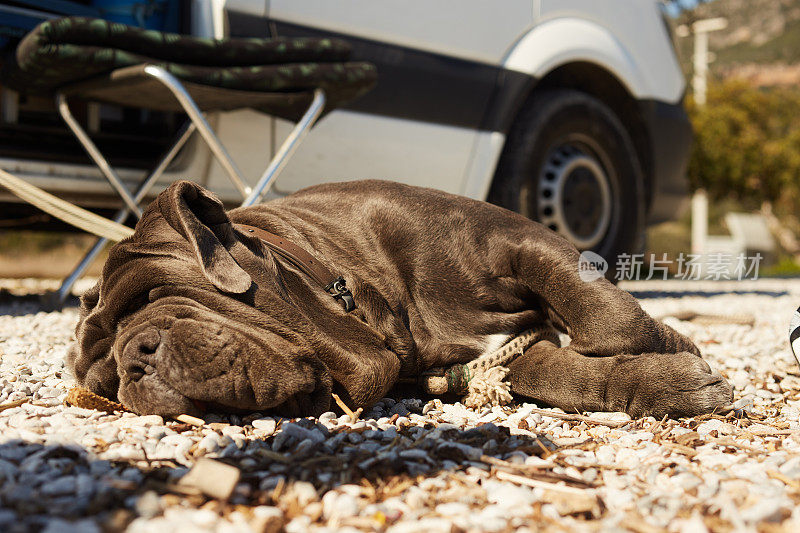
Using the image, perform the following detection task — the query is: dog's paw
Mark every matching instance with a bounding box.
[569,317,701,357]
[654,322,702,356]
[606,351,734,419]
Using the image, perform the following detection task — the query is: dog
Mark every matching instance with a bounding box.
[68,180,733,419]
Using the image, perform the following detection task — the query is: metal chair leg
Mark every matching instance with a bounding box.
[53,121,197,304]
[141,65,251,198]
[53,67,327,303]
[241,89,326,207]
[56,93,143,218]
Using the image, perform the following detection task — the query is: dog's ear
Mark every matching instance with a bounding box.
[158,181,252,293]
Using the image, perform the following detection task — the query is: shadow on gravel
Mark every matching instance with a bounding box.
[0,417,562,530]
[0,440,143,532]
[628,289,788,299]
[0,290,80,316]
[235,417,556,490]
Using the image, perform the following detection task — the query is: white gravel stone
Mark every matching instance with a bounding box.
[322,491,360,519]
[197,433,221,454]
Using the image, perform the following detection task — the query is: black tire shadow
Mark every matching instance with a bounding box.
[0,290,80,316]
[0,415,560,530]
[629,289,788,299]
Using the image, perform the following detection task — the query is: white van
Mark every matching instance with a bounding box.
[0,0,691,264]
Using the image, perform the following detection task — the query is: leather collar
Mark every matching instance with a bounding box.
[235,223,355,312]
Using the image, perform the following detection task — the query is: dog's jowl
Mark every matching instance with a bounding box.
[68,180,733,419]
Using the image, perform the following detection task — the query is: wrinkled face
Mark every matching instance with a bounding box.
[67,181,339,417]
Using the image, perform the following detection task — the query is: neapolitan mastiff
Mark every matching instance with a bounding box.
[68,180,733,419]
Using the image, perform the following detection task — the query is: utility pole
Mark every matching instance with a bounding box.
[677,17,727,255]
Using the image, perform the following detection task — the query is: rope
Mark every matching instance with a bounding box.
[0,168,135,242]
[421,326,560,408]
[659,310,755,327]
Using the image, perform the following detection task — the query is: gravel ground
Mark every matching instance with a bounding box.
[1,278,799,532]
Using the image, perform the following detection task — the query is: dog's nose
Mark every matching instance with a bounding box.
[128,327,161,355]
[123,328,161,381]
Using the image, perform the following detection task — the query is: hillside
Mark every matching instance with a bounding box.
[675,0,800,85]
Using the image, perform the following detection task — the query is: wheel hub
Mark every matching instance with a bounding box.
[536,145,612,250]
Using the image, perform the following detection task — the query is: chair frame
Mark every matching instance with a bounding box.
[52,64,326,305]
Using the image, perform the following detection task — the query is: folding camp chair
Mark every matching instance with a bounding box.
[0,17,376,307]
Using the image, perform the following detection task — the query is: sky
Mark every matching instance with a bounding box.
[663,0,717,18]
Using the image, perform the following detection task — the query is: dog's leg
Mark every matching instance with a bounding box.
[506,231,697,357]
[507,340,733,419]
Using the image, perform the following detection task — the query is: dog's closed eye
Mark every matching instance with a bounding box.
[120,293,150,320]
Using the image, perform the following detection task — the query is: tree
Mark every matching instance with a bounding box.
[687,79,800,210]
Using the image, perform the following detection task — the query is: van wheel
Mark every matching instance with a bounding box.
[488,89,645,280]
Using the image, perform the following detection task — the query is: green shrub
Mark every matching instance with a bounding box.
[688,80,800,212]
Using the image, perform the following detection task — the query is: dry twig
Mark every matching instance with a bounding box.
[528,407,630,428]
[0,398,28,412]
[495,470,595,495]
[481,455,595,487]
[661,442,698,457]
[767,470,800,490]
[708,436,763,453]
[331,393,363,423]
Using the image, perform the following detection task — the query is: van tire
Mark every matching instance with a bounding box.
[488,89,645,280]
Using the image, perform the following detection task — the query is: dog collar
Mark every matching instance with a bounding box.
[235,223,356,312]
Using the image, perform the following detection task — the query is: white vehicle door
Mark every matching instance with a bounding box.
[217,0,535,197]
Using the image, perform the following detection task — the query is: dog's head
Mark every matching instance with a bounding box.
[68,181,397,417]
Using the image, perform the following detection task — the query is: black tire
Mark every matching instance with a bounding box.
[488,89,645,279]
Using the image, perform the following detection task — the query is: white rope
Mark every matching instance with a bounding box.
[463,366,514,408]
[421,326,560,408]
[0,168,135,242]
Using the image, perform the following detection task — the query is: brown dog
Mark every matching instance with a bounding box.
[68,180,733,419]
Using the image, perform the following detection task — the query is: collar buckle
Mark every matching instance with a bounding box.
[326,276,356,312]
